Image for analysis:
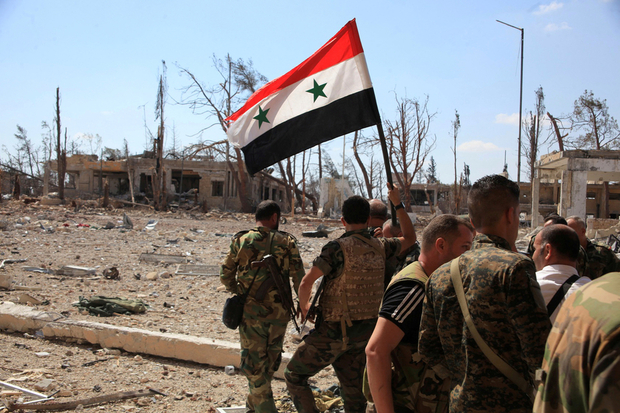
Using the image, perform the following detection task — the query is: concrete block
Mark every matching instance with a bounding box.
[0,302,291,378]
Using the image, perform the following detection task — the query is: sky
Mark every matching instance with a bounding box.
[1,0,619,188]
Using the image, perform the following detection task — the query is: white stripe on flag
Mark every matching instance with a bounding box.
[228,54,372,149]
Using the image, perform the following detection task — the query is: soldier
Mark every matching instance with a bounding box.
[369,199,389,237]
[285,183,416,413]
[382,219,420,287]
[533,273,620,412]
[366,214,474,413]
[220,200,305,413]
[567,215,620,279]
[531,224,591,323]
[527,214,590,277]
[418,174,551,412]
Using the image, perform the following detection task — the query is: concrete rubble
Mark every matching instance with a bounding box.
[0,301,292,379]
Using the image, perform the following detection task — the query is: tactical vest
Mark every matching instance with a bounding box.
[321,234,385,323]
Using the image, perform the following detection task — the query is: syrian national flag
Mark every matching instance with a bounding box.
[226,19,380,175]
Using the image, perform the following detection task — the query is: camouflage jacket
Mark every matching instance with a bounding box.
[585,239,620,280]
[220,226,305,320]
[313,228,402,282]
[419,233,551,412]
[533,273,620,413]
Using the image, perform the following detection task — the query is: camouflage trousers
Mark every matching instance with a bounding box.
[239,314,288,413]
[390,346,449,413]
[284,318,377,413]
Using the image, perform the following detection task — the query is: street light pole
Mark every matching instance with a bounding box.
[497,19,524,186]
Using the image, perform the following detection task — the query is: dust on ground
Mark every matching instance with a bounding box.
[0,200,354,412]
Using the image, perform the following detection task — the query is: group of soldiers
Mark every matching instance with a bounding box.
[220,174,620,413]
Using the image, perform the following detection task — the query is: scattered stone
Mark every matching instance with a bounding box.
[35,351,51,357]
[145,272,158,281]
[34,378,55,392]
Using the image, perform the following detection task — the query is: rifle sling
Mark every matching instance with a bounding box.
[450,258,535,403]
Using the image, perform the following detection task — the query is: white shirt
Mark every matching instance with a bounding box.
[536,264,592,323]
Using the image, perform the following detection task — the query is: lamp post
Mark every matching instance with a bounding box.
[497,19,524,186]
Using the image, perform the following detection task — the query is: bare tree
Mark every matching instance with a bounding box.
[567,90,620,217]
[153,60,168,211]
[384,94,437,210]
[55,87,67,200]
[522,86,546,182]
[451,110,460,213]
[176,55,268,212]
[546,112,567,152]
[567,90,620,150]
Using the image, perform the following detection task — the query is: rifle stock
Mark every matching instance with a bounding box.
[251,255,300,333]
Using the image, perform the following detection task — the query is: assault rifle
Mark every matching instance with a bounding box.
[300,276,326,334]
[251,255,300,333]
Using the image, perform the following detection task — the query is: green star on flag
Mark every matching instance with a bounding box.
[253,106,270,128]
[306,80,327,102]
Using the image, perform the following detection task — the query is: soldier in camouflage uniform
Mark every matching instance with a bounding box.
[567,215,620,279]
[220,200,305,413]
[285,184,416,413]
[533,273,620,413]
[418,175,551,412]
[366,214,474,413]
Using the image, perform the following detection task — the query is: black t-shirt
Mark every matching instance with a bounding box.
[378,279,425,345]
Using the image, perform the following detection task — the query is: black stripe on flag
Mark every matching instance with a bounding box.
[241,88,379,175]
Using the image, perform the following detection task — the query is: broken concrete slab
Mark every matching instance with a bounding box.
[139,253,187,264]
[57,265,97,277]
[175,264,220,276]
[0,302,292,379]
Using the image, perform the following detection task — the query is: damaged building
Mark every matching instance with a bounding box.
[43,154,290,212]
[530,150,620,226]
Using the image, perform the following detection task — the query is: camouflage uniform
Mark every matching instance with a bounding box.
[285,229,401,413]
[584,239,620,280]
[374,261,449,413]
[220,226,305,413]
[418,233,551,413]
[527,231,589,277]
[533,273,620,413]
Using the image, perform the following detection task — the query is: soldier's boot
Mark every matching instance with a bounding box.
[285,381,319,413]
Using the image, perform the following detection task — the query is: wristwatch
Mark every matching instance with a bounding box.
[394,202,404,211]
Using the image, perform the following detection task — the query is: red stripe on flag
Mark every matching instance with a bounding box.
[226,19,364,123]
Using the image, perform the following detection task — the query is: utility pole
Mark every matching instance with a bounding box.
[497,19,524,186]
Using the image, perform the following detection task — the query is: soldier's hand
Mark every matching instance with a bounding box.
[373,226,383,237]
[387,182,401,206]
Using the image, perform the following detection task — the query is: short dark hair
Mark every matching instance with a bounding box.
[343,195,370,224]
[467,175,520,229]
[539,224,580,261]
[544,213,567,226]
[255,200,280,222]
[421,214,474,252]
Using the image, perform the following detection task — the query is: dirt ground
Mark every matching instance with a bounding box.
[0,199,365,413]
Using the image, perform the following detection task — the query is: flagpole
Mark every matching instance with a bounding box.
[376,123,397,226]
[342,134,346,209]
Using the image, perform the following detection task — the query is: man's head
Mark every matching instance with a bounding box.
[342,195,371,225]
[369,199,389,228]
[255,200,280,230]
[532,224,580,271]
[467,174,521,243]
[382,220,402,238]
[544,214,567,227]
[566,216,588,248]
[420,214,474,272]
